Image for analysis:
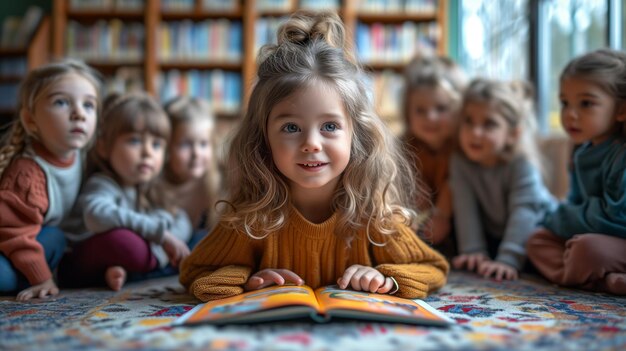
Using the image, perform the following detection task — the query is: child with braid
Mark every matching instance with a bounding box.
[59,93,191,291]
[180,11,449,302]
[0,60,101,301]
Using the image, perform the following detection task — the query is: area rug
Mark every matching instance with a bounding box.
[1,271,624,351]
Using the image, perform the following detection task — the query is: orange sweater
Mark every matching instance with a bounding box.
[180,207,449,302]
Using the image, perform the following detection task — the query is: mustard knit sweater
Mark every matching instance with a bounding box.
[180,208,449,302]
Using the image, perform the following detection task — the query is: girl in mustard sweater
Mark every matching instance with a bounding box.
[180,11,449,302]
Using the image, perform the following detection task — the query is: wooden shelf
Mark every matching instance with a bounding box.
[52,0,448,114]
[357,12,438,23]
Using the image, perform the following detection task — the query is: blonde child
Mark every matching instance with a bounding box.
[450,78,556,281]
[0,60,101,301]
[59,93,191,291]
[527,49,626,295]
[180,11,449,302]
[402,54,466,249]
[162,96,221,239]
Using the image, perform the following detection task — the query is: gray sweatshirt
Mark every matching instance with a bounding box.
[63,173,192,267]
[449,153,556,269]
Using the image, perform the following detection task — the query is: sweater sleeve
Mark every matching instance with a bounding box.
[0,158,51,285]
[80,175,167,243]
[498,159,551,269]
[179,223,259,301]
[450,153,488,255]
[372,224,449,299]
[543,157,626,239]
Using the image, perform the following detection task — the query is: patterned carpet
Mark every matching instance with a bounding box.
[1,271,624,351]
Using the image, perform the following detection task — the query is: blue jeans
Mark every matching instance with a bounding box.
[0,226,67,292]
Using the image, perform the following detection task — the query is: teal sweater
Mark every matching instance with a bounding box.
[543,136,626,239]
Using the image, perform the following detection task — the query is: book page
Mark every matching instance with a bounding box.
[314,286,449,324]
[178,285,319,325]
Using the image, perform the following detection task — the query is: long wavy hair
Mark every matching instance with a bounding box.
[560,49,626,138]
[89,92,173,212]
[220,10,422,243]
[0,59,102,178]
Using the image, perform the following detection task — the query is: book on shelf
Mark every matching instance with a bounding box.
[1,6,43,49]
[175,285,453,326]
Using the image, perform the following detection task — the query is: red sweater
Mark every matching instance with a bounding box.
[0,143,74,285]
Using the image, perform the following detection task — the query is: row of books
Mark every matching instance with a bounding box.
[158,20,242,62]
[65,20,144,61]
[358,0,438,13]
[0,58,28,78]
[158,69,242,114]
[69,0,144,11]
[162,0,238,12]
[0,6,43,50]
[0,83,18,111]
[355,21,438,64]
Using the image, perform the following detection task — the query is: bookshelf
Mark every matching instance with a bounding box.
[0,15,50,123]
[52,0,447,127]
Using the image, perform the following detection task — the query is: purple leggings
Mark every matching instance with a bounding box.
[59,229,157,287]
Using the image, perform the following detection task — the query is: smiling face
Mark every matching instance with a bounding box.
[559,77,624,145]
[167,119,213,183]
[267,82,352,202]
[459,101,515,166]
[105,126,166,187]
[407,86,456,150]
[21,73,98,161]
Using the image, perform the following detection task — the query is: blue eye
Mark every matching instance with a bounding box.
[322,122,338,132]
[83,101,96,110]
[53,98,69,107]
[282,123,300,133]
[127,136,141,145]
[152,139,164,150]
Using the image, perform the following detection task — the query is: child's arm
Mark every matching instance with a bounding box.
[371,224,450,299]
[498,158,552,270]
[449,154,488,256]
[80,174,171,244]
[0,159,54,291]
[179,223,259,301]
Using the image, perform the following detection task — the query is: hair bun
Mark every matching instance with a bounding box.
[277,11,345,49]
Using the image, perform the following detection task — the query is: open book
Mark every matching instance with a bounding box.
[175,285,452,326]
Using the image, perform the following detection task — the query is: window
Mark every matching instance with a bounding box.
[458,0,530,80]
[455,0,623,133]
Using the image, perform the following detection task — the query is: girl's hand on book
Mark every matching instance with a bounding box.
[337,264,395,294]
[452,253,489,272]
[477,260,518,281]
[245,269,304,291]
[16,278,59,301]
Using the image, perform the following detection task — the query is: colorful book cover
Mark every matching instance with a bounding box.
[175,285,453,326]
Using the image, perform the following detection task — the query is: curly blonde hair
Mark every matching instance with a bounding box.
[0,59,102,178]
[221,10,422,242]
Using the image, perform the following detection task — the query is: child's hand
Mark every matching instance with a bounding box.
[478,260,518,280]
[337,264,395,294]
[162,232,191,267]
[244,269,304,291]
[16,278,59,301]
[452,253,489,272]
